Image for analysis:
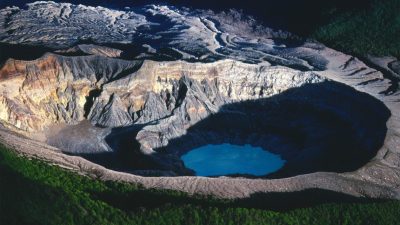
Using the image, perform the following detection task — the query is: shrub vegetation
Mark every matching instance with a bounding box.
[313,0,400,58]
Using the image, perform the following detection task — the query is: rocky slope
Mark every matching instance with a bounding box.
[0,54,142,131]
[0,1,399,199]
[0,1,325,67]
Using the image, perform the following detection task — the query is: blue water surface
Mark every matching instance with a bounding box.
[180,144,286,176]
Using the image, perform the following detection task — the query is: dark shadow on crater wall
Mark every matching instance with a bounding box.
[69,123,163,173]
[83,89,102,118]
[158,81,391,177]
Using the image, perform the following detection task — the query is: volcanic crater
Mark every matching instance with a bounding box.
[0,54,391,179]
[0,2,399,199]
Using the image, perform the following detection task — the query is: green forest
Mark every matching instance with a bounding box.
[313,0,400,58]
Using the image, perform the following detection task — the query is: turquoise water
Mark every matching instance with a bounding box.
[181,144,286,176]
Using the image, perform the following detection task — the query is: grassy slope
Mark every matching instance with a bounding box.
[312,0,400,58]
[0,145,400,225]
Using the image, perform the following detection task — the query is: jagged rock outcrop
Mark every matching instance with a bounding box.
[0,54,141,131]
[89,93,133,127]
[135,91,171,124]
